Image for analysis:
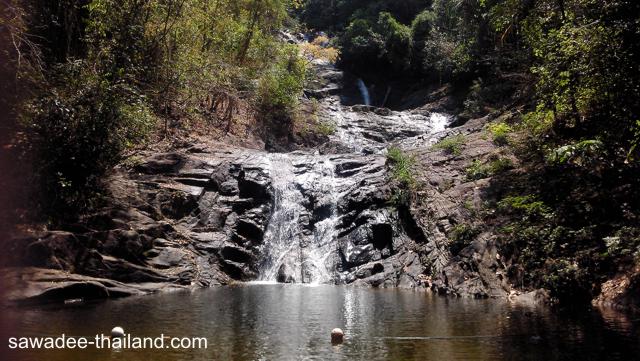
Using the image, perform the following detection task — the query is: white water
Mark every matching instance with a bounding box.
[356,78,371,106]
[259,155,339,284]
[259,153,305,282]
[257,72,452,284]
[303,158,339,283]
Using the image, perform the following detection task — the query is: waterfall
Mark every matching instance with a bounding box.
[254,64,454,285]
[356,78,371,106]
[258,155,339,284]
[429,113,449,134]
[259,154,305,283]
[303,158,338,283]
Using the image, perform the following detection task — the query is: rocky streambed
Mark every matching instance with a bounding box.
[1,61,521,305]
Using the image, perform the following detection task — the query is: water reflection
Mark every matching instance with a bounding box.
[2,285,640,360]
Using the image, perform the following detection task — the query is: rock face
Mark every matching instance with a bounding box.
[1,59,513,304]
[2,141,430,303]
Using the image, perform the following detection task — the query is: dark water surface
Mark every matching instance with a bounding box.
[2,284,640,360]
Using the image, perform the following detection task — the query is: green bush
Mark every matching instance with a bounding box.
[522,108,554,137]
[603,227,640,260]
[448,224,481,254]
[376,12,412,72]
[432,134,466,155]
[487,122,513,146]
[27,66,154,215]
[498,195,552,219]
[546,139,605,167]
[387,147,417,206]
[465,159,488,180]
[466,157,513,181]
[411,10,435,57]
[387,147,416,187]
[257,45,307,133]
[339,12,412,74]
[316,120,336,136]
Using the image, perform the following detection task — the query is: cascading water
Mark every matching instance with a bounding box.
[256,61,453,284]
[302,158,339,283]
[356,78,371,106]
[258,154,305,282]
[258,155,340,284]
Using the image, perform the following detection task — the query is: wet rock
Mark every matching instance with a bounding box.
[235,218,264,242]
[371,223,393,250]
[219,245,254,264]
[238,167,271,201]
[277,264,295,283]
[340,242,379,268]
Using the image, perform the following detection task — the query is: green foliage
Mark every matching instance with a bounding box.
[387,147,416,206]
[340,19,383,68]
[465,157,510,181]
[466,157,513,181]
[498,195,552,220]
[26,64,154,214]
[448,224,481,254]
[522,108,555,137]
[387,147,416,187]
[432,134,466,155]
[376,12,412,72]
[339,12,412,74]
[257,46,307,114]
[603,227,640,260]
[487,122,513,146]
[465,159,487,181]
[299,0,429,32]
[547,140,605,167]
[520,0,640,164]
[411,10,435,57]
[315,120,336,136]
[462,79,484,117]
[13,0,304,218]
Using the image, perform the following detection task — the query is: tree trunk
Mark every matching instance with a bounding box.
[236,0,261,64]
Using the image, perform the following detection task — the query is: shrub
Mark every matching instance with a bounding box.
[522,108,554,136]
[257,45,307,122]
[376,12,412,72]
[387,147,416,187]
[300,36,340,63]
[466,157,513,181]
[498,195,552,219]
[487,122,513,146]
[463,79,484,117]
[432,134,466,155]
[448,224,481,254]
[411,10,435,57]
[339,12,412,74]
[546,139,605,167]
[27,66,154,215]
[465,159,488,180]
[387,147,417,206]
[316,120,336,136]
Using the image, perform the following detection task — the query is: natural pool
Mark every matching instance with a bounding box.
[2,284,639,360]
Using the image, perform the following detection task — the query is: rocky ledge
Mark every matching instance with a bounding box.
[1,140,431,304]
